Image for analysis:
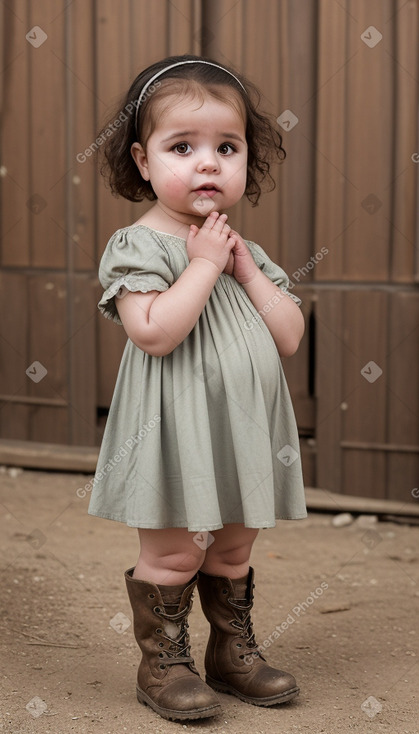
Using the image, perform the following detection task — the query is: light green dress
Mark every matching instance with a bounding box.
[88,224,307,530]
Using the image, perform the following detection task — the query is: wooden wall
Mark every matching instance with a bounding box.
[312,0,419,503]
[0,0,418,502]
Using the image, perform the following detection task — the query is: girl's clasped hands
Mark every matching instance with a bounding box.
[187,210,259,284]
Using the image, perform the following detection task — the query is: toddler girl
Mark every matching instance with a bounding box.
[88,53,307,722]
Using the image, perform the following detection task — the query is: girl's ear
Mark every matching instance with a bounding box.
[131,142,150,181]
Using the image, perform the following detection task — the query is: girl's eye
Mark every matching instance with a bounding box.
[172,142,191,155]
[218,143,236,155]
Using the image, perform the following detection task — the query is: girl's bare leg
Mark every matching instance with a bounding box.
[133,527,206,585]
[199,523,259,578]
[132,523,259,586]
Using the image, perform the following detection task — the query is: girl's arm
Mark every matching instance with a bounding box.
[116,212,235,357]
[230,231,305,357]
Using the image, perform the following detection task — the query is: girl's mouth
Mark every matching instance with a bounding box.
[193,185,220,198]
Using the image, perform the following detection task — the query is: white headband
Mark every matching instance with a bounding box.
[134,60,246,132]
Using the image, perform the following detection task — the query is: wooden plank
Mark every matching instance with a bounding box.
[386,454,419,505]
[0,0,30,266]
[0,1,3,113]
[341,441,418,453]
[68,275,98,445]
[387,291,419,499]
[167,0,201,54]
[300,439,316,488]
[72,0,96,272]
[341,291,388,443]
[275,0,317,279]
[343,0,392,281]
[131,0,173,65]
[95,0,134,253]
[95,0,139,410]
[29,0,66,268]
[304,486,419,516]
[239,0,281,254]
[22,273,97,445]
[0,271,30,439]
[387,294,419,442]
[341,448,386,500]
[0,396,66,407]
[27,273,68,443]
[202,0,244,70]
[390,0,419,282]
[314,0,417,284]
[315,290,344,490]
[0,438,97,472]
[340,290,388,497]
[314,0,349,280]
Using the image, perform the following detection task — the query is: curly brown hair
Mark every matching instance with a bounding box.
[98,54,285,207]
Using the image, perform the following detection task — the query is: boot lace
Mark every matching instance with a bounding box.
[153,604,194,667]
[228,599,264,660]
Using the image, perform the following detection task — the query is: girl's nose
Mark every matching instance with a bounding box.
[196,150,220,173]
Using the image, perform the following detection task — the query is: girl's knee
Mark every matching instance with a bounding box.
[204,526,258,566]
[210,543,249,567]
[138,527,206,576]
[161,548,205,575]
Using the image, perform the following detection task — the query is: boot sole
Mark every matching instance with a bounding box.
[136,686,222,721]
[206,676,300,707]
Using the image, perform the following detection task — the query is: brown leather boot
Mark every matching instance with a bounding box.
[197,567,299,706]
[125,568,221,720]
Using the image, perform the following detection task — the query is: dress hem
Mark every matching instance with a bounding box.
[87,509,308,529]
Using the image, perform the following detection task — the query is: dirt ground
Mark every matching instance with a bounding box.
[0,467,418,734]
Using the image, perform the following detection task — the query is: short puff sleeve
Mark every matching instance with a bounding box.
[246,241,302,306]
[97,227,174,324]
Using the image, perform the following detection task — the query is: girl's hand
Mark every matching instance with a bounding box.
[228,230,259,284]
[223,250,235,276]
[187,211,236,274]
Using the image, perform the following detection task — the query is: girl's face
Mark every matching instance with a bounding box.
[131,93,248,225]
